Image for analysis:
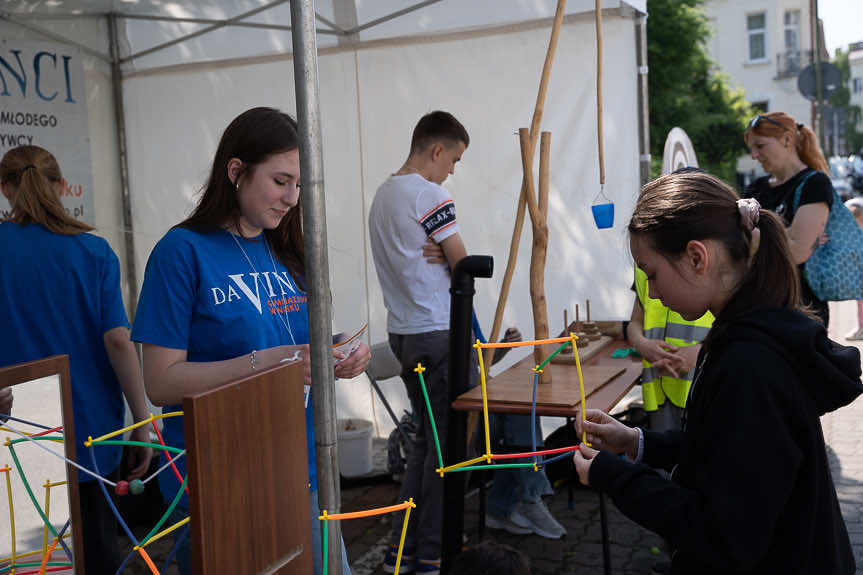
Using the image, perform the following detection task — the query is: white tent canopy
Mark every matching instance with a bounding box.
[6,1,646,70]
[1,0,647,442]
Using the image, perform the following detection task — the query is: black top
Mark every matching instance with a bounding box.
[589,306,862,574]
[744,169,833,317]
[744,168,833,226]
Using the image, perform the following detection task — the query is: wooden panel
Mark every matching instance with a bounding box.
[460,363,625,407]
[184,361,312,574]
[0,355,84,575]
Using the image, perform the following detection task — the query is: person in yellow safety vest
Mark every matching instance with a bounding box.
[626,267,714,431]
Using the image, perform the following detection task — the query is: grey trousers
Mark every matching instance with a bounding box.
[387,330,476,561]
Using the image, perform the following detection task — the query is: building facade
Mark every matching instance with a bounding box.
[703,0,817,120]
[850,42,863,134]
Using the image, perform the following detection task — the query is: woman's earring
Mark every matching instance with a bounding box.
[235,182,240,192]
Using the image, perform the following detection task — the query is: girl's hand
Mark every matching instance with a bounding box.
[652,344,700,378]
[492,327,522,365]
[573,444,599,485]
[633,337,679,364]
[334,342,371,380]
[576,409,640,458]
[127,426,154,480]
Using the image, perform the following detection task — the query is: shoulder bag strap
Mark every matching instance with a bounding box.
[791,169,818,213]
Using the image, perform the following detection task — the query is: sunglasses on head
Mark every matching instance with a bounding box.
[748,115,785,131]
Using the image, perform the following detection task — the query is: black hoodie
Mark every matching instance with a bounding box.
[590,307,862,574]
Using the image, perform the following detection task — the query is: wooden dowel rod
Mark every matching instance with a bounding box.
[484,0,567,370]
[533,132,552,383]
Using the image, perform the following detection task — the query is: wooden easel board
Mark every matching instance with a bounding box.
[184,361,313,574]
[460,361,626,407]
[0,356,84,575]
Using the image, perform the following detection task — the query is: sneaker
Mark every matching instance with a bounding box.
[382,544,415,573]
[415,557,441,574]
[512,499,567,539]
[846,328,863,341]
[487,512,532,535]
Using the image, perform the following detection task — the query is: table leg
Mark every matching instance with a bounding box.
[478,467,487,541]
[599,489,612,575]
[566,416,575,510]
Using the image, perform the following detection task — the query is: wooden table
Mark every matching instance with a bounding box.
[451,339,642,575]
[453,339,642,417]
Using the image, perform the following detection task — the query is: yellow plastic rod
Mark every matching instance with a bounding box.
[394,498,416,575]
[571,334,590,446]
[475,341,492,457]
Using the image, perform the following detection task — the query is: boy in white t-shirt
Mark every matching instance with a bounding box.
[369,111,469,574]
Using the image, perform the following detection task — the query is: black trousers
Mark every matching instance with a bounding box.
[77,468,124,575]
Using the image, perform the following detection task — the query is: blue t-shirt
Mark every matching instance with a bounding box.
[131,227,313,507]
[0,223,129,480]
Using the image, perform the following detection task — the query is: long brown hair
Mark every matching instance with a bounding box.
[179,107,305,286]
[629,171,800,319]
[0,145,92,235]
[744,112,829,173]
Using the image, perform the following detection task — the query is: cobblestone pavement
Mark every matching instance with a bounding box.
[342,300,863,574]
[342,478,667,575]
[826,301,863,573]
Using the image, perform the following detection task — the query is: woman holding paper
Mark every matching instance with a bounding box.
[132,107,369,574]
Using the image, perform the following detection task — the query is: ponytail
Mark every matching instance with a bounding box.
[721,209,800,318]
[0,145,92,235]
[795,124,829,173]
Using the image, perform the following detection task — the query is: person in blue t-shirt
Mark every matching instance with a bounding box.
[0,145,153,575]
[132,107,370,575]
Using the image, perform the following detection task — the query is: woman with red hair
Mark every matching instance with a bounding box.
[743,112,833,325]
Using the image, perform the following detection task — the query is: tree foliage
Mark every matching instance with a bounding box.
[830,48,863,155]
[647,0,753,183]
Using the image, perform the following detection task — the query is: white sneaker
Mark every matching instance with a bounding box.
[512,499,567,539]
[846,328,863,341]
[487,512,532,535]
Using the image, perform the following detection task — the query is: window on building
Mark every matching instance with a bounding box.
[854,78,863,94]
[747,13,767,63]
[784,10,800,52]
[752,101,769,114]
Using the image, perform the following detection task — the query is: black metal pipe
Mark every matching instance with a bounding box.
[441,255,493,572]
[600,490,612,574]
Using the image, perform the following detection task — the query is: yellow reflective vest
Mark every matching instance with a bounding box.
[635,267,714,410]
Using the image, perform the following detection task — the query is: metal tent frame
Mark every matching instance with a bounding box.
[0,2,649,571]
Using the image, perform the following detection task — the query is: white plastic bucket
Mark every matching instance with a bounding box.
[337,418,374,477]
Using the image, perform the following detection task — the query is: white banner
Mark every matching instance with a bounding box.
[0,39,93,224]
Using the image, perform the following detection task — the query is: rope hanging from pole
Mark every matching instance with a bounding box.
[595,0,605,187]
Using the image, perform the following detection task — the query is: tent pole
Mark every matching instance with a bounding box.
[291,2,342,574]
[107,13,139,318]
[635,13,650,187]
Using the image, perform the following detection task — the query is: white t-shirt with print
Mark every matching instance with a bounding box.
[369,173,460,334]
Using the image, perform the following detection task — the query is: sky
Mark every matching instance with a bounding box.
[820,0,863,55]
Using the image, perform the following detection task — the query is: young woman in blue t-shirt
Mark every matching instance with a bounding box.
[0,145,153,574]
[133,107,369,574]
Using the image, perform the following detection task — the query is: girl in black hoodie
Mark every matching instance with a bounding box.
[573,171,862,574]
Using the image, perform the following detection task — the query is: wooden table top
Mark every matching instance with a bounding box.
[453,339,642,417]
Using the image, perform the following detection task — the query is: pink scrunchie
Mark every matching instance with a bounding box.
[737,198,760,231]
